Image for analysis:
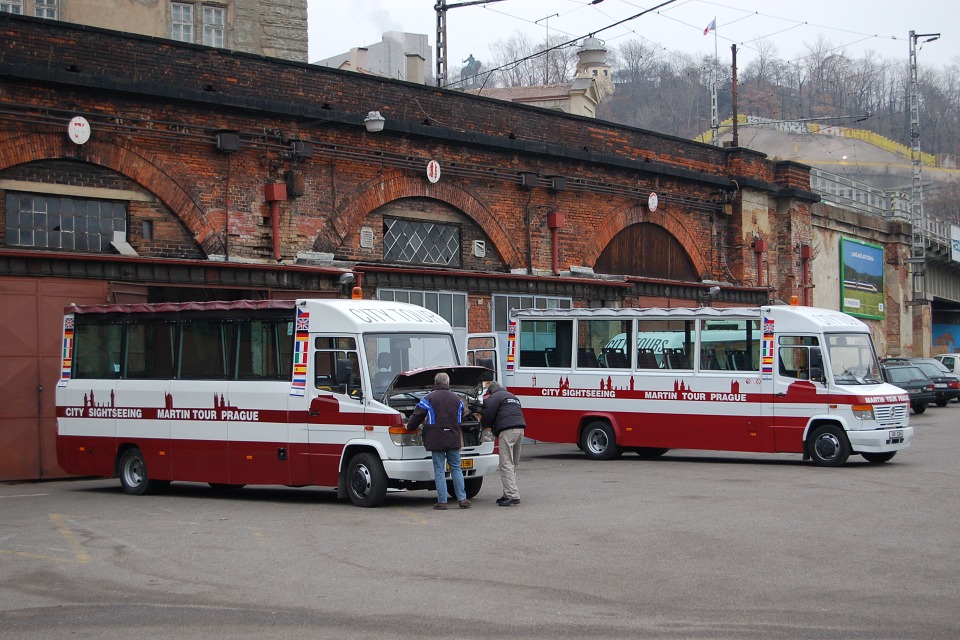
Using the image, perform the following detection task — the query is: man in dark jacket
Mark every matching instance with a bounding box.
[406,371,471,509]
[481,381,525,506]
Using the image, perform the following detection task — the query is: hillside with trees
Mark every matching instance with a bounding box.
[464,33,960,221]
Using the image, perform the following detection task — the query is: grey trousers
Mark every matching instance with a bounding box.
[498,428,523,499]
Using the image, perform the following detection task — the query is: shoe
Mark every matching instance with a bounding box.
[498,498,520,507]
[458,499,471,508]
[496,495,510,504]
[433,502,448,510]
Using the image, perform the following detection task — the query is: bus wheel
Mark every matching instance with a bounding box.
[118,448,168,495]
[464,477,483,499]
[635,447,669,459]
[581,422,621,460]
[807,425,850,467]
[861,451,896,464]
[912,403,926,414]
[346,452,388,508]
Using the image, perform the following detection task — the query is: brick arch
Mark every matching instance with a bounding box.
[584,204,709,279]
[327,171,523,269]
[0,132,222,255]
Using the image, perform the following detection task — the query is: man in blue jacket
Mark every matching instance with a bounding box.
[407,371,471,510]
[481,381,526,506]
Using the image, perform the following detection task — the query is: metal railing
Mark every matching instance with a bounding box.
[810,167,950,248]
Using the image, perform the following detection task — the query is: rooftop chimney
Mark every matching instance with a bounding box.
[350,47,368,72]
[406,53,425,85]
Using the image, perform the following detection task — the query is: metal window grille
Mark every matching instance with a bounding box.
[378,289,467,329]
[383,218,461,267]
[4,192,127,253]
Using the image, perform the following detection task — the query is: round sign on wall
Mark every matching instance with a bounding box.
[68,116,91,145]
[648,192,658,212]
[426,159,441,184]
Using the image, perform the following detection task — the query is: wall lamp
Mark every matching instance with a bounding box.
[364,111,386,133]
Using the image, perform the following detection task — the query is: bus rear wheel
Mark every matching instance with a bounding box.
[581,422,621,460]
[118,447,169,495]
[807,425,850,467]
[346,452,388,508]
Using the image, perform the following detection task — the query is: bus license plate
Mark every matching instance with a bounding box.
[448,459,474,470]
[889,429,903,438]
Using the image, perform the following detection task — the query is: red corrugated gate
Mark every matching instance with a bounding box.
[0,277,108,480]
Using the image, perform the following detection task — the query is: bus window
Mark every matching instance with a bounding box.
[124,319,175,379]
[74,319,122,379]
[518,319,572,368]
[179,318,231,380]
[634,319,695,369]
[581,319,631,369]
[701,319,760,372]
[236,318,293,380]
[315,336,361,396]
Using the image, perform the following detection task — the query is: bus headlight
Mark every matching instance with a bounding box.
[388,426,422,446]
[481,428,495,443]
[851,405,874,421]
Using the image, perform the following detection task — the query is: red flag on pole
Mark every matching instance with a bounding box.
[704,18,716,35]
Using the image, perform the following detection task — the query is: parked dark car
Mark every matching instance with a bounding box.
[881,357,960,407]
[880,364,936,414]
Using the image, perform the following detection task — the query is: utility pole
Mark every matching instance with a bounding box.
[731,44,738,147]
[536,13,559,84]
[907,30,940,309]
[435,0,508,88]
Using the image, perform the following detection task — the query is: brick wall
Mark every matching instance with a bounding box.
[0,14,822,305]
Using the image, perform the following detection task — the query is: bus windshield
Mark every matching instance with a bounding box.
[826,333,883,385]
[363,332,461,396]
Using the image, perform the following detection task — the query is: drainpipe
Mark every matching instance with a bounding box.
[752,237,767,287]
[800,244,813,306]
[264,183,287,262]
[547,211,564,276]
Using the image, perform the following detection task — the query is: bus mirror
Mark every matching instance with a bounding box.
[809,348,825,383]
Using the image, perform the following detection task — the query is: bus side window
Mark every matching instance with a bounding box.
[314,336,362,396]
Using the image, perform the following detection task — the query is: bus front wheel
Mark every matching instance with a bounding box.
[463,477,483,499]
[346,452,388,508]
[861,451,896,464]
[807,425,850,467]
[118,448,169,495]
[581,422,621,460]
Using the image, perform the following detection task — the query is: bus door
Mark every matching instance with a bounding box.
[770,335,829,453]
[307,336,365,487]
[466,333,500,387]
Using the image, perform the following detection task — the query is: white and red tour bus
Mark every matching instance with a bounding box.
[501,303,912,466]
[55,298,498,506]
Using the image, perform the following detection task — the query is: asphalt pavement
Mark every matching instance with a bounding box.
[2,407,959,640]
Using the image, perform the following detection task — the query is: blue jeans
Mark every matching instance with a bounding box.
[432,449,466,503]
